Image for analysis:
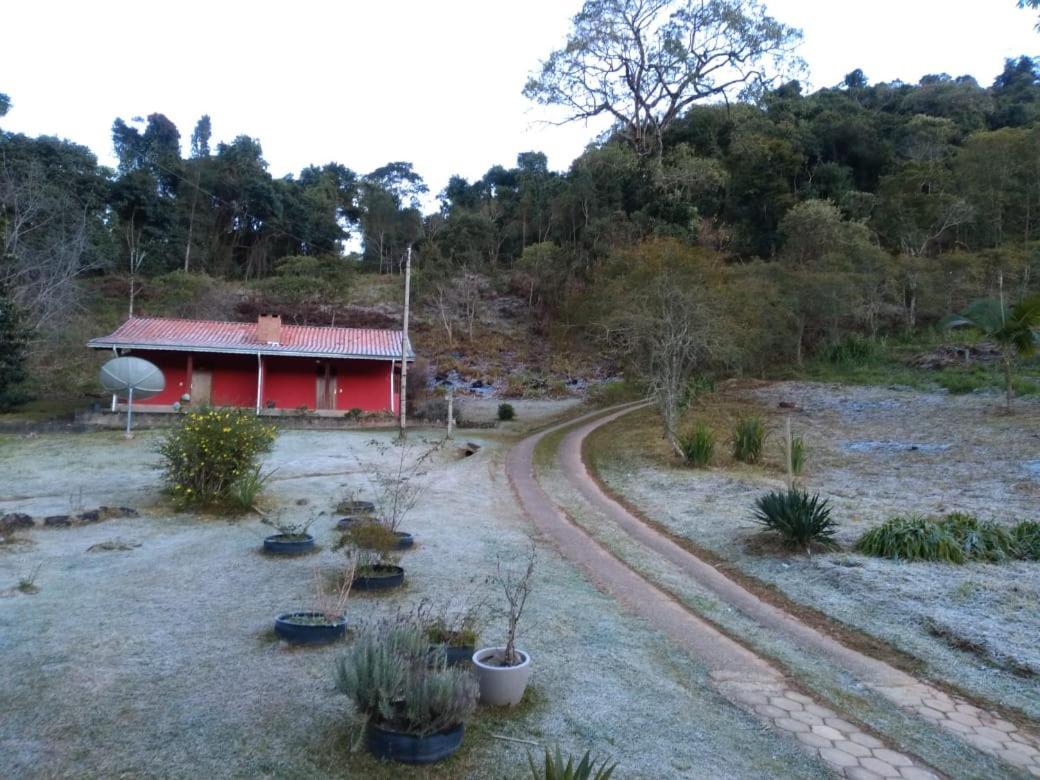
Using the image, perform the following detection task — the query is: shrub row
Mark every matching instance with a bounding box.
[679,416,804,472]
[855,513,1040,564]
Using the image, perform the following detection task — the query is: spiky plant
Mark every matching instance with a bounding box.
[1012,521,1040,560]
[938,513,1017,563]
[752,488,837,555]
[855,516,965,563]
[529,747,617,780]
[733,416,766,464]
[678,423,714,467]
[789,435,806,476]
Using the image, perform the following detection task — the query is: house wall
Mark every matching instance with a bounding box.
[117,351,397,414]
[131,351,189,406]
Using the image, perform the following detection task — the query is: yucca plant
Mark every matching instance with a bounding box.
[855,516,965,563]
[938,513,1017,563]
[733,416,766,464]
[1013,520,1040,560]
[678,423,714,467]
[752,488,837,556]
[529,747,617,780]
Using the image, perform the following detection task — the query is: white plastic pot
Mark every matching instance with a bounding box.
[472,647,531,706]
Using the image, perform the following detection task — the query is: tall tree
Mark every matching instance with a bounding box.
[524,0,802,158]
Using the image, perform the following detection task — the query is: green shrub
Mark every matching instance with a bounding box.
[335,620,478,737]
[498,402,516,421]
[340,520,399,554]
[790,435,806,475]
[529,747,617,780]
[824,334,881,365]
[752,488,837,554]
[732,416,766,464]
[678,424,714,467]
[1013,521,1040,560]
[856,516,964,563]
[159,408,276,508]
[230,464,274,511]
[856,513,1022,564]
[939,513,1017,563]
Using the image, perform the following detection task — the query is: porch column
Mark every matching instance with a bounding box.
[389,360,396,412]
[255,353,264,415]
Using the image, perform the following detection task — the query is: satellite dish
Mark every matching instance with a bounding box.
[100,357,165,399]
[99,357,165,437]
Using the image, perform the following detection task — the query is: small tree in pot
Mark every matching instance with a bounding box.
[336,618,478,764]
[472,546,536,706]
[275,560,356,645]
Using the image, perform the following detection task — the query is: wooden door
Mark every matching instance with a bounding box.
[315,363,336,410]
[192,369,212,406]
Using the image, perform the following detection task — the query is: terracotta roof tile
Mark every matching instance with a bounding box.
[88,317,413,361]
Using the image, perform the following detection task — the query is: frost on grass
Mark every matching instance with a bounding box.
[0,428,822,779]
[597,382,1040,719]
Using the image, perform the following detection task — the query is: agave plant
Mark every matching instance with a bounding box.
[529,747,617,780]
[943,294,1040,412]
[752,487,837,556]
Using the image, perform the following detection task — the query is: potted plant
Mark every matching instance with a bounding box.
[417,602,480,668]
[335,490,376,517]
[473,548,536,706]
[336,619,478,764]
[275,563,355,645]
[262,513,317,555]
[358,439,443,549]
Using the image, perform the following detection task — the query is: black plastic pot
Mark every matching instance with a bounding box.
[353,564,405,591]
[336,516,366,530]
[395,531,415,550]
[444,644,475,667]
[337,500,375,515]
[274,612,347,645]
[263,533,315,555]
[365,722,464,764]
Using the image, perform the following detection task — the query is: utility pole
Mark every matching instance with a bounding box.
[398,245,412,440]
[446,389,455,440]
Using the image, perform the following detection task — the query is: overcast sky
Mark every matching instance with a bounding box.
[1,0,1037,200]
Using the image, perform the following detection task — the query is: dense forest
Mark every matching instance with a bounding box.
[3,0,1040,410]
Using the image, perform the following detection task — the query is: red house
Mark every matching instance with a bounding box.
[88,315,413,415]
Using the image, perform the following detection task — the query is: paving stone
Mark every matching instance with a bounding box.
[825,717,857,732]
[922,697,952,713]
[806,703,834,718]
[771,697,803,712]
[850,732,885,749]
[1000,749,1036,769]
[785,690,814,704]
[947,710,982,727]
[832,739,872,758]
[915,706,944,721]
[859,756,899,777]
[974,725,1013,743]
[899,767,939,780]
[811,724,845,741]
[988,720,1017,734]
[967,735,1008,754]
[754,704,788,719]
[873,749,912,768]
[735,690,769,706]
[790,709,821,725]
[844,766,883,780]
[819,747,860,768]
[775,717,810,734]
[796,731,834,749]
[940,719,973,734]
[954,702,982,716]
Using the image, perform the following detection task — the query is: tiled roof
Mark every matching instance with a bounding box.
[88,317,414,361]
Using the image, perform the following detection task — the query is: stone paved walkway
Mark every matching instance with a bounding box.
[546,404,1040,778]
[506,405,940,779]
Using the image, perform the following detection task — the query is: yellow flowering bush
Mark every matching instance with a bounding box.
[159,408,276,508]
